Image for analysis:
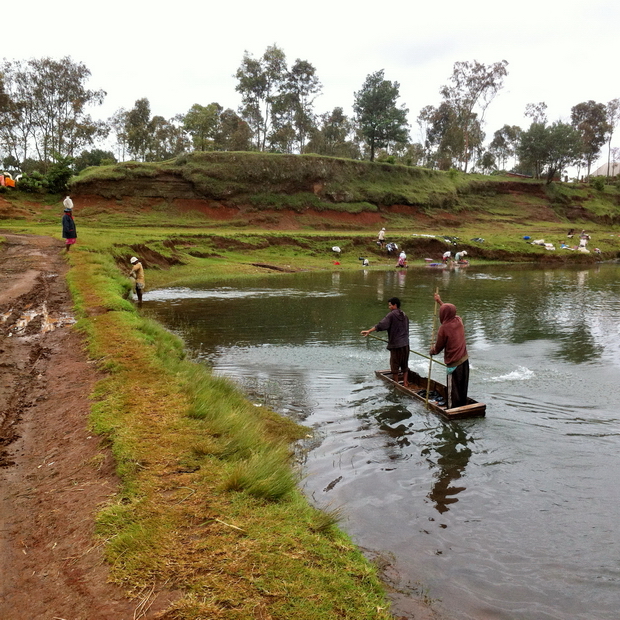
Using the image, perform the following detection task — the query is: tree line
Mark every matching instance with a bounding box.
[1,50,618,188]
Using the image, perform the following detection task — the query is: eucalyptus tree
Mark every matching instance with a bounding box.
[182,103,223,151]
[282,59,321,151]
[402,142,425,166]
[418,102,482,170]
[571,100,610,178]
[605,98,620,178]
[0,73,7,110]
[518,103,548,178]
[544,122,582,182]
[235,52,263,149]
[416,105,435,166]
[524,102,548,125]
[235,45,287,151]
[305,107,360,158]
[268,98,297,153]
[517,122,549,179]
[439,59,508,172]
[0,71,22,162]
[477,150,496,174]
[0,57,107,169]
[108,108,129,162]
[125,98,152,161]
[215,109,252,151]
[422,102,460,169]
[489,124,521,170]
[612,147,620,174]
[353,70,409,162]
[147,115,190,161]
[30,57,107,161]
[0,63,37,164]
[518,121,581,182]
[0,74,9,150]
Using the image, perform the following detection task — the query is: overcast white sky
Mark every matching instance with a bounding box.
[4,0,619,170]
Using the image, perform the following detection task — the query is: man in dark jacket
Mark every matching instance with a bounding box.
[361,297,410,386]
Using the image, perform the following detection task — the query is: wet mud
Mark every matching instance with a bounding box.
[0,233,172,619]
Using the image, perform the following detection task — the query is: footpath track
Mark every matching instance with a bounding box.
[0,233,167,620]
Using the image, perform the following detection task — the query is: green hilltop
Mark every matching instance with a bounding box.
[70,151,620,226]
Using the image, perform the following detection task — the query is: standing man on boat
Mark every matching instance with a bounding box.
[361,297,410,387]
[429,293,469,408]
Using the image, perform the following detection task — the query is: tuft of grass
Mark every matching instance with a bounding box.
[309,504,344,534]
[222,446,298,501]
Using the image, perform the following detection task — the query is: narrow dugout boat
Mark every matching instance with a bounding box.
[375,368,486,420]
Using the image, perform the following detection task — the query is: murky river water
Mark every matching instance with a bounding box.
[144,264,620,620]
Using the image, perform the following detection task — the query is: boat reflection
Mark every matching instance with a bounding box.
[423,423,472,514]
[373,402,473,514]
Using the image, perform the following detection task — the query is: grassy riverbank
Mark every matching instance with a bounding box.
[2,154,620,617]
[61,241,395,619]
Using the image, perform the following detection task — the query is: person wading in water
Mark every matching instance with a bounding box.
[129,256,145,303]
[361,297,410,387]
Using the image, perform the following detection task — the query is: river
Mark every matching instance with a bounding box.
[144,264,620,620]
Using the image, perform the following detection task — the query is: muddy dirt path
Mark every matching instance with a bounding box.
[0,233,167,620]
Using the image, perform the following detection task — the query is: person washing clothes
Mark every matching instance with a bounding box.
[129,256,145,303]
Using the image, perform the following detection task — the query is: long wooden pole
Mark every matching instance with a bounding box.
[366,333,446,366]
[426,288,439,409]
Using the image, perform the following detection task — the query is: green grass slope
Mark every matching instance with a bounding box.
[69,152,620,227]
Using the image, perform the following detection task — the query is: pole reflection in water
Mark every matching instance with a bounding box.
[144,264,620,620]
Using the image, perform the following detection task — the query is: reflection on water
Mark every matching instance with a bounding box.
[425,424,472,514]
[365,403,473,514]
[144,263,620,620]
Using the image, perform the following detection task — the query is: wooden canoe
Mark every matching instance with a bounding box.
[375,369,486,420]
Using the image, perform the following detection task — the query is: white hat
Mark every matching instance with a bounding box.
[381,227,385,230]
[462,251,468,256]
[130,257,138,264]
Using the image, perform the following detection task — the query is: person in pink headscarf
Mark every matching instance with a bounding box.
[429,292,469,408]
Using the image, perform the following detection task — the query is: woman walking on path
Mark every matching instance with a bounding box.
[61,201,77,252]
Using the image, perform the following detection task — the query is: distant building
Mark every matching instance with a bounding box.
[591,162,620,177]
